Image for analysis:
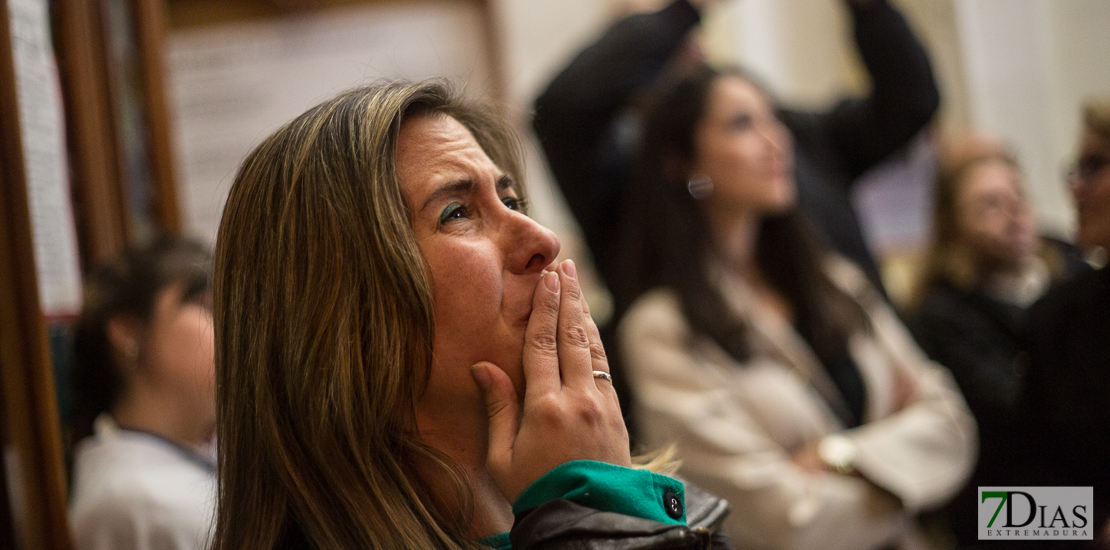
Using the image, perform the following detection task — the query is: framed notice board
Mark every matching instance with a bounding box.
[164,0,503,244]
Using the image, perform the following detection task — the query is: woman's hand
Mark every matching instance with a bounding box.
[471,259,631,503]
[891,361,919,412]
[791,443,829,474]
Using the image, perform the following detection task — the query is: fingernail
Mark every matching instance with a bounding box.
[471,364,491,390]
[544,271,559,292]
[562,259,577,280]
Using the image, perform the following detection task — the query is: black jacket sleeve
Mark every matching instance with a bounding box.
[532,0,700,272]
[781,0,940,184]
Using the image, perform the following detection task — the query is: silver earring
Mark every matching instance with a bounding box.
[687,175,713,200]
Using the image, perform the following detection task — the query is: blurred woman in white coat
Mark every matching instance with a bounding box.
[618,66,976,550]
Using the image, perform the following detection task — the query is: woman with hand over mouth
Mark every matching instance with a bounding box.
[211,81,731,549]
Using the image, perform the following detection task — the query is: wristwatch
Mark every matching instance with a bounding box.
[817,435,858,475]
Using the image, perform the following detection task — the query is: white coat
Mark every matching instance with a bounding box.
[619,258,977,550]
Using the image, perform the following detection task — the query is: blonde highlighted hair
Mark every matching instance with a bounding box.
[915,149,1021,304]
[912,141,1071,310]
[212,81,525,549]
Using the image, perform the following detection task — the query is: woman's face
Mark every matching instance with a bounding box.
[691,76,795,216]
[1072,130,1110,251]
[955,159,1038,267]
[397,114,560,422]
[142,285,216,424]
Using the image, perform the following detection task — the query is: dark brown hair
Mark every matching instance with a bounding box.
[624,65,869,366]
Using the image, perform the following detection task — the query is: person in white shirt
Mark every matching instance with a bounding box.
[69,238,216,550]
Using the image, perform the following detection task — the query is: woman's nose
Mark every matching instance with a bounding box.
[1005,197,1031,219]
[759,119,791,154]
[505,212,561,274]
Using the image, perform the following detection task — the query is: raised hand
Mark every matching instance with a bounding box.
[471,260,631,503]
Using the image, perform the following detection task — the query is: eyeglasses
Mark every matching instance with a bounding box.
[1064,153,1110,187]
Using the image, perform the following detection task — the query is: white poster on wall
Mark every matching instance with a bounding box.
[167,1,494,244]
[8,0,84,318]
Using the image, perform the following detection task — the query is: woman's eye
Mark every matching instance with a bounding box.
[980,197,1003,211]
[502,197,526,211]
[729,114,754,131]
[438,203,468,224]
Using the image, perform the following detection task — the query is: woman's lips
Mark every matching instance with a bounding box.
[512,278,542,328]
[766,156,792,181]
[512,268,561,328]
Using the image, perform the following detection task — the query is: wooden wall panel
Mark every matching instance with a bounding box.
[168,0,428,29]
[54,0,129,267]
[0,2,74,548]
[134,0,181,234]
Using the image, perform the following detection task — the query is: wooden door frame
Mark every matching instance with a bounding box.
[0,1,74,548]
[55,0,184,270]
[134,0,182,234]
[53,0,130,267]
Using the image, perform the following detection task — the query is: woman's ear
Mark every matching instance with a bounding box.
[106,315,142,369]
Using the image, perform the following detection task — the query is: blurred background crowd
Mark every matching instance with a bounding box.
[1,0,1108,549]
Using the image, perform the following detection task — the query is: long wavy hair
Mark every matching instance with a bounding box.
[911,149,1072,310]
[914,151,1020,303]
[623,66,869,365]
[212,81,525,549]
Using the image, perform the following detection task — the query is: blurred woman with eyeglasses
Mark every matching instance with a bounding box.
[1018,96,1110,548]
